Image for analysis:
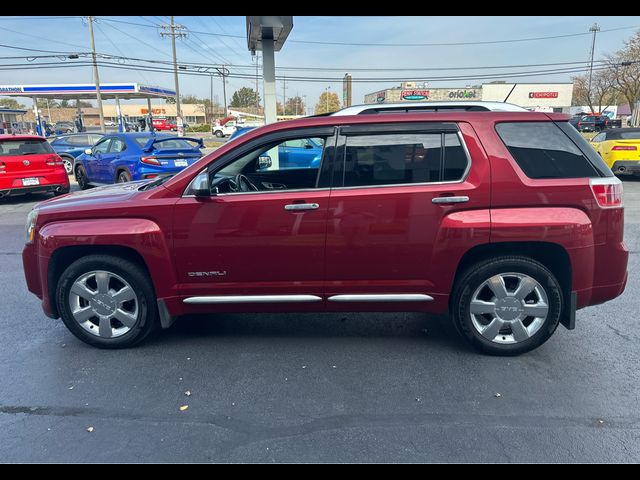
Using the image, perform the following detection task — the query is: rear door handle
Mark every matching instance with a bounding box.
[284,203,319,211]
[432,196,469,204]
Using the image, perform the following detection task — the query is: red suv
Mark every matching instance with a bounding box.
[22,105,628,354]
[1,135,70,199]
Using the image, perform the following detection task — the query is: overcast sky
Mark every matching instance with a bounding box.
[0,16,639,111]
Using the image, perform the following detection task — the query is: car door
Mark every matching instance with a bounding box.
[324,122,491,312]
[85,137,111,181]
[103,137,128,181]
[172,126,337,308]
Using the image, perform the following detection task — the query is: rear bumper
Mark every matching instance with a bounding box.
[611,161,640,175]
[0,183,69,198]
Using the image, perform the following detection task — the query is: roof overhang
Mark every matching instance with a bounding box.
[246,16,293,52]
[0,83,176,100]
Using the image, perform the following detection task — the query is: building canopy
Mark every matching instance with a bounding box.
[0,83,175,100]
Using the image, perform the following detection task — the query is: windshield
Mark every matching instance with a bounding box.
[0,139,54,156]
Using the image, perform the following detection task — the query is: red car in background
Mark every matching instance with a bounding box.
[0,135,70,199]
[152,118,177,131]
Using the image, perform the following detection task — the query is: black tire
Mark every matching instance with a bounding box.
[214,130,223,138]
[75,165,90,190]
[56,255,158,349]
[451,256,563,356]
[117,170,132,183]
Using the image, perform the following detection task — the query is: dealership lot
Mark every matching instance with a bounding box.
[0,179,638,462]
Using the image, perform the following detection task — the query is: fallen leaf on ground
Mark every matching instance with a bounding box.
[179,405,189,411]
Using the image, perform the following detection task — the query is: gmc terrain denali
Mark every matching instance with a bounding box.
[22,104,628,354]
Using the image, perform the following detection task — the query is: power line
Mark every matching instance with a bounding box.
[93,17,640,47]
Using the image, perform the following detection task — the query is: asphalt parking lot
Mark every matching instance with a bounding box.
[0,178,639,463]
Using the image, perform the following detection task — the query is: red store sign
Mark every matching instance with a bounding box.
[529,92,559,99]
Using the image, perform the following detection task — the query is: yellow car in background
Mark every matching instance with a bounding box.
[590,128,640,176]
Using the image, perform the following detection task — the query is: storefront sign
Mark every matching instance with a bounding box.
[529,92,559,99]
[401,90,429,101]
[141,108,167,115]
[448,89,478,99]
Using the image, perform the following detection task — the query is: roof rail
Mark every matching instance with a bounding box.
[331,101,528,116]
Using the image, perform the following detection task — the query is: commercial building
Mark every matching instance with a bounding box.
[364,81,574,112]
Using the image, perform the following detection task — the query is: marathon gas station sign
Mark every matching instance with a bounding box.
[0,83,175,99]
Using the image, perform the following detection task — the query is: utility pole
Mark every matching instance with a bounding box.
[588,23,600,113]
[161,16,187,132]
[222,69,227,117]
[209,73,214,124]
[325,86,330,113]
[254,51,260,113]
[283,75,286,115]
[87,16,105,131]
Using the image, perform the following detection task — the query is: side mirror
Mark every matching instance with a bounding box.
[191,174,210,197]
[258,155,272,170]
[84,148,92,155]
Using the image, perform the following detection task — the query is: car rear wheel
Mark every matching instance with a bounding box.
[452,256,562,355]
[117,170,132,183]
[75,165,90,190]
[56,255,158,348]
[214,130,223,138]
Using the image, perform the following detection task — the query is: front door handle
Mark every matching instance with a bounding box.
[432,196,469,204]
[284,203,319,211]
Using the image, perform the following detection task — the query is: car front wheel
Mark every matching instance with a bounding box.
[214,130,223,138]
[452,256,562,355]
[56,255,158,348]
[75,165,90,190]
[117,170,132,183]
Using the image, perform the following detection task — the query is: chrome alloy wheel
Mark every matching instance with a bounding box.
[469,273,549,344]
[68,270,139,338]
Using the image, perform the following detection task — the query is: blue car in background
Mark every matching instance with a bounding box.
[49,133,106,175]
[229,127,324,169]
[74,133,204,189]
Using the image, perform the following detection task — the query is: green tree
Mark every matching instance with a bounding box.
[74,100,93,108]
[285,96,305,115]
[0,98,26,109]
[230,87,260,108]
[314,91,340,114]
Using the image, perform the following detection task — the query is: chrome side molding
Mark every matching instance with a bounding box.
[327,294,433,302]
[183,295,323,304]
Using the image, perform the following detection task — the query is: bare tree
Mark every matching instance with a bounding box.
[572,69,619,114]
[608,30,640,117]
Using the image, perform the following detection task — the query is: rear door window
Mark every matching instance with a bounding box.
[495,122,607,179]
[339,131,469,187]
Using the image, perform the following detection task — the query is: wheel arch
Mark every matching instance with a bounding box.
[452,241,572,317]
[47,245,151,318]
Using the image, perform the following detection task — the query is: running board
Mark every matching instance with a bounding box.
[183,295,322,304]
[327,294,433,302]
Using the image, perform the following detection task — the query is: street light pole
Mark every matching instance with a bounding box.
[325,86,329,113]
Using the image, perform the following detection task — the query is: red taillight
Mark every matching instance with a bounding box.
[590,178,623,208]
[577,122,582,127]
[141,156,161,166]
[45,155,64,166]
[611,145,637,151]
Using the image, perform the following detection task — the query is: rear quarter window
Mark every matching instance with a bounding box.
[495,122,609,179]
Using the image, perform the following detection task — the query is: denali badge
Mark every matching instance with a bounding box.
[188,271,227,277]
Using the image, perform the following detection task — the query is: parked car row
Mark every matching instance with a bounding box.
[569,114,622,132]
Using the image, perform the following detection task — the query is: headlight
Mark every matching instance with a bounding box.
[25,209,38,245]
